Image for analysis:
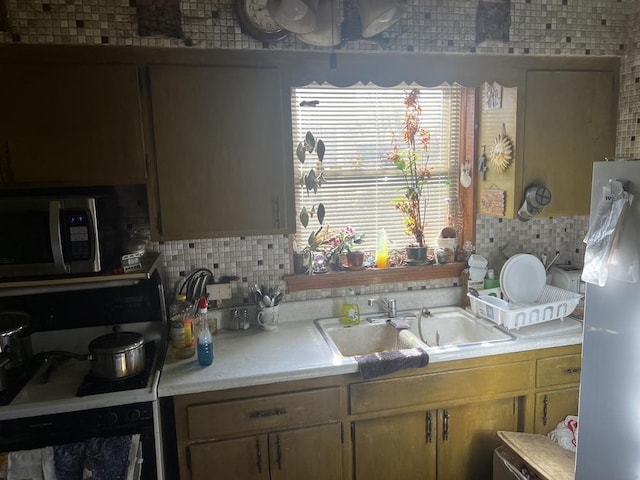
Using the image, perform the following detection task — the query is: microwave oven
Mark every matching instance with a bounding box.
[0,195,120,279]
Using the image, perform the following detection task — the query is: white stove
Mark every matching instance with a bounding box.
[0,260,168,480]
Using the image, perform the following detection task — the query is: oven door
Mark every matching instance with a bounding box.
[0,402,157,480]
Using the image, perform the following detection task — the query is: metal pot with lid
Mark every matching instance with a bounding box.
[88,326,145,380]
[0,311,32,369]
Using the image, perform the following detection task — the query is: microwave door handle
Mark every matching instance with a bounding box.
[49,200,67,273]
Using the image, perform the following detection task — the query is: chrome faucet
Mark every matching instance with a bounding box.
[367,297,397,318]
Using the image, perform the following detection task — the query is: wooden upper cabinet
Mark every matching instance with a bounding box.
[146,65,293,240]
[476,62,618,219]
[0,64,146,187]
[523,70,617,217]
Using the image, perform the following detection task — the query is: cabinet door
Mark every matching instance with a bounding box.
[147,65,292,240]
[534,387,579,435]
[189,434,270,480]
[437,397,518,480]
[353,411,436,480]
[523,70,616,216]
[270,423,343,480]
[0,64,146,187]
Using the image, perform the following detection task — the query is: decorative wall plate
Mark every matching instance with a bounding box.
[489,123,513,173]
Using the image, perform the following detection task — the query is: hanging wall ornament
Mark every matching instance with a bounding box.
[489,123,513,173]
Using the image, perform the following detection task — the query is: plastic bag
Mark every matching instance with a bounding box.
[548,415,579,452]
[582,180,634,286]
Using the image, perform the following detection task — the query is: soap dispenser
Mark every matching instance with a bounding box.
[341,288,360,326]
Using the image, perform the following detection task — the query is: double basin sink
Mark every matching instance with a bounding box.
[314,306,516,358]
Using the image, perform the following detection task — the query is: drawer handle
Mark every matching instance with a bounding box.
[426,411,432,444]
[250,408,287,419]
[542,394,549,426]
[564,367,581,375]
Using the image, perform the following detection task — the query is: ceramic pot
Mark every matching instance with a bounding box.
[346,251,364,268]
[406,246,428,265]
[293,253,309,274]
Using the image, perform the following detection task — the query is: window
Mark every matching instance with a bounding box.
[291,83,469,260]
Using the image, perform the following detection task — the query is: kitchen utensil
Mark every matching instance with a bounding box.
[262,294,272,307]
[0,311,32,369]
[273,292,284,306]
[545,252,560,272]
[88,326,145,380]
[500,253,546,304]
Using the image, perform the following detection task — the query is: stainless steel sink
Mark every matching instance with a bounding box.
[314,306,515,358]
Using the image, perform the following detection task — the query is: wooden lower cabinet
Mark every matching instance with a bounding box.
[171,345,582,480]
[533,387,580,435]
[189,423,343,480]
[353,397,518,480]
[353,411,435,480]
[533,352,581,435]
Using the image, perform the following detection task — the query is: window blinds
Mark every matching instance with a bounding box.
[291,84,462,252]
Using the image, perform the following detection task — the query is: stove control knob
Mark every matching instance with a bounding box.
[104,411,119,426]
[128,409,141,422]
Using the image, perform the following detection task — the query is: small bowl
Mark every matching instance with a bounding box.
[469,267,487,282]
[468,254,488,269]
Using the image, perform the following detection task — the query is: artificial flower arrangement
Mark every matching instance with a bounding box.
[389,88,432,250]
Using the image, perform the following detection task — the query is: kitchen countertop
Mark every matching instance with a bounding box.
[158,315,583,398]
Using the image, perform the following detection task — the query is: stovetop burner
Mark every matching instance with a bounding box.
[76,341,156,397]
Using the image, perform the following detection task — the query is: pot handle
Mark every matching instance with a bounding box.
[38,350,90,362]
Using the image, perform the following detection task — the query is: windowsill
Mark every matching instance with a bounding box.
[284,262,466,292]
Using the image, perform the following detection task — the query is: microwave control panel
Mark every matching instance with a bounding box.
[62,210,92,261]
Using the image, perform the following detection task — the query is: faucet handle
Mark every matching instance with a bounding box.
[387,298,397,317]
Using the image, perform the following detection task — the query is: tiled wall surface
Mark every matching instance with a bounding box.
[3,0,635,303]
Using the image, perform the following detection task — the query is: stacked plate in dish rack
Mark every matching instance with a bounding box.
[469,254,582,330]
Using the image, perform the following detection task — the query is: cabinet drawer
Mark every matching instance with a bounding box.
[187,387,341,440]
[536,354,581,388]
[350,362,529,415]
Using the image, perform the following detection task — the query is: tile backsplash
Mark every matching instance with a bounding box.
[5,0,639,304]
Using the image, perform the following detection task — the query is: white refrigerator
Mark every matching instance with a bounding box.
[576,159,640,478]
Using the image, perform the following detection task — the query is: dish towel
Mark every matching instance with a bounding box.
[356,348,429,380]
[7,446,56,480]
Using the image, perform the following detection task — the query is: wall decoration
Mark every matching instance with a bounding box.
[476,0,511,44]
[480,187,506,216]
[489,123,513,173]
[484,82,503,110]
[460,160,472,188]
[137,0,183,39]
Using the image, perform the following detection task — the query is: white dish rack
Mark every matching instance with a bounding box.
[468,285,582,330]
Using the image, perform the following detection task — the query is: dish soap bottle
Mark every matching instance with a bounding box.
[169,294,195,359]
[341,288,360,326]
[196,297,214,366]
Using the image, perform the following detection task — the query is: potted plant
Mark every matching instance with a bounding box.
[325,226,365,270]
[388,88,432,265]
[294,131,327,275]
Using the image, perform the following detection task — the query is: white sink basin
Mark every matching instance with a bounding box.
[314,306,515,357]
[408,306,515,348]
[314,318,428,357]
